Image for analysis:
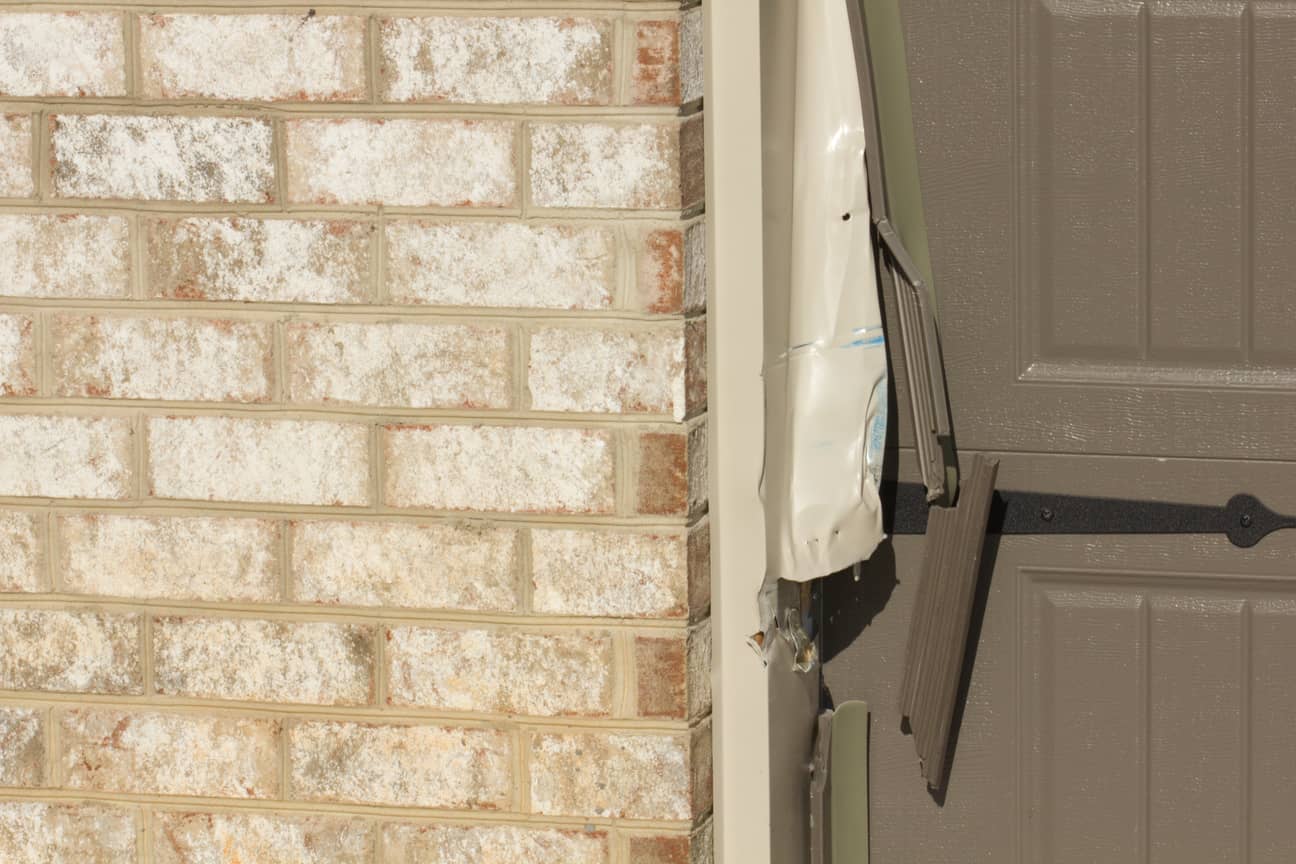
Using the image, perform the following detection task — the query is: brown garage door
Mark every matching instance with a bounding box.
[822,0,1296,860]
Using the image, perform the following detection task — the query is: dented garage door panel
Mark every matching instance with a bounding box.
[823,0,1296,859]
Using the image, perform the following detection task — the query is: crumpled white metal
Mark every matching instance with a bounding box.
[760,0,888,593]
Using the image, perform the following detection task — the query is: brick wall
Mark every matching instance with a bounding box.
[0,3,710,863]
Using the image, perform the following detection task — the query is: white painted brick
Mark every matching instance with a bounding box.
[0,415,132,500]
[531,122,680,210]
[286,321,511,410]
[379,16,612,105]
[286,118,517,207]
[147,216,371,304]
[147,416,370,506]
[0,214,131,299]
[0,708,43,786]
[52,315,274,403]
[0,13,125,97]
[59,514,279,603]
[386,220,615,310]
[141,14,366,102]
[386,625,612,717]
[62,708,281,799]
[383,424,614,514]
[530,731,695,820]
[0,313,36,397]
[155,812,373,864]
[154,616,374,706]
[0,114,32,198]
[529,327,686,419]
[0,802,138,863]
[0,608,140,694]
[384,823,609,864]
[291,519,518,612]
[0,511,42,592]
[289,720,511,809]
[531,529,690,619]
[51,114,275,203]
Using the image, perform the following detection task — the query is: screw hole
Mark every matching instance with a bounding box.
[841,213,852,221]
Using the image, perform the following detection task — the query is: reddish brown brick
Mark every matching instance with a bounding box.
[637,432,686,516]
[631,20,681,106]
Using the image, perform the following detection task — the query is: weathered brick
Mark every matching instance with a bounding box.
[59,514,279,603]
[528,326,685,419]
[51,114,275,203]
[140,14,366,102]
[688,622,713,718]
[631,222,706,315]
[633,228,680,314]
[636,432,686,517]
[0,511,42,592]
[631,20,681,106]
[385,220,615,310]
[154,616,373,706]
[155,812,373,864]
[531,122,687,210]
[0,802,137,863]
[635,621,711,720]
[289,720,511,809]
[147,416,370,506]
[380,16,612,105]
[62,709,281,798]
[383,424,614,514]
[683,221,707,312]
[687,522,712,618]
[0,214,130,299]
[685,318,707,416]
[0,314,35,396]
[386,625,612,717]
[635,634,685,720]
[680,9,704,104]
[0,415,132,500]
[286,118,517,207]
[383,823,609,864]
[531,528,690,619]
[286,321,511,410]
[52,315,274,403]
[530,729,700,821]
[629,820,713,864]
[0,608,140,694]
[636,422,707,517]
[147,216,371,304]
[0,13,125,97]
[291,519,518,612]
[0,707,44,786]
[0,114,32,198]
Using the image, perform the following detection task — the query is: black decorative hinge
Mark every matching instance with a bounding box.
[887,483,1296,549]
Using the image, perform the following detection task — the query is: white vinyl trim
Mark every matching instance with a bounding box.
[704,4,772,864]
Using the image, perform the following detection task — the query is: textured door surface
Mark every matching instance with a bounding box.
[822,0,1296,860]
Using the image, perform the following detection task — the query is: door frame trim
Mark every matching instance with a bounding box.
[705,4,772,863]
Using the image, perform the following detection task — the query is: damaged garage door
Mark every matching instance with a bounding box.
[823,0,1296,861]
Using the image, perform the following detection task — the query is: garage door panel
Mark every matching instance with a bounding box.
[1248,600,1296,860]
[1147,594,1245,863]
[1025,586,1146,864]
[1252,4,1296,364]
